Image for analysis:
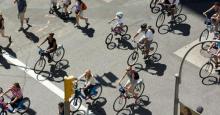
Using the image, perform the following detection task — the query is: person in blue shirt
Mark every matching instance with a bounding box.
[14,0,30,30]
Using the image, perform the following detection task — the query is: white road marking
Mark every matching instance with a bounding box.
[2,51,92,114]
[102,0,113,3]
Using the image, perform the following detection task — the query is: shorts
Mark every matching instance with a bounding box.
[75,10,84,17]
[18,7,26,19]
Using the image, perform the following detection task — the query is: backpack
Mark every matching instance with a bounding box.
[81,2,87,10]
[132,70,139,80]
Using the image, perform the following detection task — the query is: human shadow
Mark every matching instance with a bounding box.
[0,54,10,69]
[95,72,118,88]
[78,25,95,38]
[86,97,107,115]
[21,25,39,43]
[1,46,17,58]
[23,107,37,115]
[51,8,76,23]
[106,34,133,50]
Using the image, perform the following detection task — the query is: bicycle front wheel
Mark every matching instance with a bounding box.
[149,42,158,56]
[34,58,46,74]
[156,13,165,27]
[17,97,31,114]
[113,95,127,112]
[105,33,113,44]
[70,97,82,112]
[127,51,139,66]
[199,62,213,78]
[90,84,103,100]
[199,29,209,42]
[52,47,65,62]
[134,82,145,98]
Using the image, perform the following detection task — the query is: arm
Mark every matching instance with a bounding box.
[38,38,47,47]
[0,88,11,97]
[133,33,139,41]
[118,71,127,84]
[108,17,117,24]
[203,6,214,16]
[11,96,19,104]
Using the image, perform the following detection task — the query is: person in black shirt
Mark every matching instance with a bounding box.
[0,12,12,48]
[38,33,57,63]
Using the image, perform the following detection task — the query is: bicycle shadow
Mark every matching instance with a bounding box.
[202,75,218,86]
[23,107,37,115]
[21,25,39,43]
[77,24,95,38]
[95,72,118,88]
[86,97,107,115]
[106,34,133,50]
[36,59,69,82]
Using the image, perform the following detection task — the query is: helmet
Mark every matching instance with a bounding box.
[116,11,123,18]
[141,23,147,30]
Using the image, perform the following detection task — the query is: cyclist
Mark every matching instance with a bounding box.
[133,23,155,59]
[108,11,124,35]
[207,36,220,68]
[118,66,139,98]
[203,2,220,31]
[158,0,180,20]
[58,102,64,115]
[77,69,96,99]
[38,33,57,63]
[0,83,23,113]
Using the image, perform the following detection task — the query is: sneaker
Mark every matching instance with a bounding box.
[12,108,17,113]
[26,18,30,24]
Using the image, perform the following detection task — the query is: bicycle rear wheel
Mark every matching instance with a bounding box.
[34,58,46,74]
[119,25,128,36]
[70,97,82,112]
[52,46,65,62]
[17,97,30,114]
[90,84,103,100]
[156,13,165,27]
[199,62,213,78]
[105,33,113,44]
[113,95,127,112]
[149,42,158,56]
[127,51,139,66]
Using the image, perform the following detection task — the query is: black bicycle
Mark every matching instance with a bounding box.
[34,45,65,74]
[127,41,158,66]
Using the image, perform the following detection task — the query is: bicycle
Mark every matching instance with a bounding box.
[70,81,102,112]
[105,22,128,44]
[199,17,215,43]
[149,0,160,14]
[156,3,183,27]
[33,44,65,74]
[113,81,145,112]
[127,41,158,66]
[0,87,30,115]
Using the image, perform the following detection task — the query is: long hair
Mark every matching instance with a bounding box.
[14,82,21,89]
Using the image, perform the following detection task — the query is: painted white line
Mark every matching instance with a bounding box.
[102,0,113,3]
[2,51,92,114]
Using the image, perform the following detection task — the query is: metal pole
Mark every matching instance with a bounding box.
[64,101,70,115]
[174,73,180,115]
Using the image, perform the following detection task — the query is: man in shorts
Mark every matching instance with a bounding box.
[14,0,30,31]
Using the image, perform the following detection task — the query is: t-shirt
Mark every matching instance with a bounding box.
[17,0,27,13]
[47,37,57,48]
[115,16,123,25]
[78,74,96,86]
[137,28,154,41]
[10,87,23,98]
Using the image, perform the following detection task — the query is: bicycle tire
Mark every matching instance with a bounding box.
[134,82,145,98]
[199,29,209,42]
[113,95,127,112]
[17,97,30,114]
[34,58,46,74]
[149,42,158,56]
[156,13,165,27]
[0,111,7,115]
[52,46,65,62]
[119,25,128,36]
[176,3,183,15]
[90,84,103,100]
[199,62,213,78]
[150,0,158,9]
[105,33,113,44]
[70,97,82,112]
[127,51,139,66]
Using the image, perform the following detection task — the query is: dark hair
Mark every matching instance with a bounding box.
[58,102,64,108]
[14,83,21,89]
[49,33,54,37]
[141,23,147,30]
[77,0,83,4]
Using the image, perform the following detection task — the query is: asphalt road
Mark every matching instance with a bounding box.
[0,0,219,115]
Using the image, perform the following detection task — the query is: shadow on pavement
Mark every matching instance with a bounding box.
[0,54,10,69]
[21,25,39,43]
[2,46,17,58]
[24,107,37,115]
[106,34,133,50]
[95,72,118,88]
[78,24,95,38]
[202,75,219,86]
[87,97,107,115]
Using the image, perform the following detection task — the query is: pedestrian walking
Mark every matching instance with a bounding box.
[14,0,30,31]
[63,0,72,17]
[58,102,64,115]
[0,11,12,47]
[73,0,89,27]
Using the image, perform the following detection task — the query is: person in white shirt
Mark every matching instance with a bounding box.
[77,69,96,99]
[108,11,124,35]
[133,23,154,59]
[159,0,180,19]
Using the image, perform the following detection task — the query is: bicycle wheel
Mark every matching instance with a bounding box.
[17,97,30,114]
[52,46,65,62]
[148,42,158,56]
[127,51,139,66]
[199,62,213,78]
[175,14,187,24]
[0,111,7,115]
[199,29,209,42]
[134,82,145,98]
[70,97,82,112]
[176,3,183,15]
[150,0,158,9]
[120,25,128,36]
[105,33,113,44]
[156,13,165,27]
[90,84,103,100]
[113,95,127,112]
[201,41,212,51]
[34,58,46,74]
[151,6,161,14]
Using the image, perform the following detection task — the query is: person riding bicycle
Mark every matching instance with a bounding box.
[77,69,96,100]
[0,83,23,113]
[108,11,124,35]
[118,66,139,98]
[133,23,155,59]
[203,2,220,31]
[158,0,179,20]
[207,35,220,68]
[38,33,57,63]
